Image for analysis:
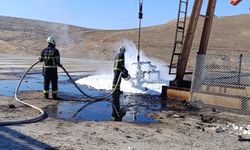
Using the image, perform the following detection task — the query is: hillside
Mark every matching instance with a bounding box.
[0,14,250,64]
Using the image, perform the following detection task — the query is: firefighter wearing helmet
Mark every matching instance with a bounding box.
[112,46,129,121]
[39,36,62,99]
[112,46,126,91]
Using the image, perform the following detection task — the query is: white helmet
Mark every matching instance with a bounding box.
[118,47,126,54]
[47,36,56,45]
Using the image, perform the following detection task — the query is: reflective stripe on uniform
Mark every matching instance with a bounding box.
[115,59,124,62]
[43,66,57,68]
[114,59,124,70]
[43,90,49,94]
[42,56,60,68]
[41,56,60,59]
[52,90,58,94]
[114,68,122,71]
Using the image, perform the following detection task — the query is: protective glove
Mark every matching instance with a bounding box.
[122,68,128,77]
[58,63,62,67]
[38,56,43,62]
[121,68,130,81]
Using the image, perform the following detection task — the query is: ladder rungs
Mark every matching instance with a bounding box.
[181,0,188,4]
[174,53,181,55]
[184,72,193,75]
[175,41,183,44]
[169,63,178,67]
[177,29,184,32]
[178,21,185,24]
[169,0,188,75]
[177,26,184,30]
[179,11,187,14]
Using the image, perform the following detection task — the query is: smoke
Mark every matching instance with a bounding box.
[48,24,83,57]
[59,25,74,45]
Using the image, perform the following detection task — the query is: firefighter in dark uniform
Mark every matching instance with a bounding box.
[112,47,129,121]
[39,36,61,99]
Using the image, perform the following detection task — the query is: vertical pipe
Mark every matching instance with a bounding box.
[194,0,217,91]
[175,0,203,82]
[138,19,142,63]
[238,54,242,84]
[137,0,143,63]
[198,0,217,54]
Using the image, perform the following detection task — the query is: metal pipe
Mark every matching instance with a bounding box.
[198,0,217,54]
[237,54,242,84]
[175,0,203,81]
[194,0,217,91]
[137,0,143,63]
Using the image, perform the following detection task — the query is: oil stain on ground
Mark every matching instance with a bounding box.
[46,94,164,124]
[0,73,164,124]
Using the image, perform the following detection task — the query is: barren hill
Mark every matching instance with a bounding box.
[0,14,249,64]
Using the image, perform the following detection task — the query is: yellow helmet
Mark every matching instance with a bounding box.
[47,36,56,45]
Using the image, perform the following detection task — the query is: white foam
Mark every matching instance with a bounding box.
[76,40,175,96]
[76,74,172,95]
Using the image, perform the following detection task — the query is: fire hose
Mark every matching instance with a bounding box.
[0,61,45,126]
[0,61,123,126]
[60,65,122,100]
[60,65,123,118]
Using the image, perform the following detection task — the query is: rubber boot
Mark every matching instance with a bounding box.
[52,94,58,100]
[112,91,125,121]
[52,94,62,100]
[118,108,126,119]
[44,93,49,99]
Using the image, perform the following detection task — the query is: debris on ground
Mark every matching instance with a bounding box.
[239,135,250,142]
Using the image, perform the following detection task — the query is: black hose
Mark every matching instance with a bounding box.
[60,65,122,118]
[60,65,122,100]
[0,61,123,125]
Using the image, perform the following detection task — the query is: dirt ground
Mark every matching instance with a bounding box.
[1,55,250,150]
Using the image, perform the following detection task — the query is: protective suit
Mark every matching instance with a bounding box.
[40,36,61,99]
[112,47,127,121]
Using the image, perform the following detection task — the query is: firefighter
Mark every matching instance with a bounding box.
[39,36,62,100]
[112,46,129,121]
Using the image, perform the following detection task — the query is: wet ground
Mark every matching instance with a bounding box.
[46,95,163,123]
[0,73,164,123]
[2,55,250,149]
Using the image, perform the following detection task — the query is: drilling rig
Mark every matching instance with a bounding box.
[162,0,243,100]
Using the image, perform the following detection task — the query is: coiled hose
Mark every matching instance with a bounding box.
[0,61,45,126]
[0,61,122,125]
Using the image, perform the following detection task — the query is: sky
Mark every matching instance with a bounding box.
[0,0,248,29]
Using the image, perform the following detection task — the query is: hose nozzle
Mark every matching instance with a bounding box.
[121,69,130,81]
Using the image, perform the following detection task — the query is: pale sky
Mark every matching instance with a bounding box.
[0,0,248,29]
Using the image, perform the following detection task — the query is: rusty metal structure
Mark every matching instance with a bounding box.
[162,0,243,99]
[171,0,217,88]
[169,0,189,75]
